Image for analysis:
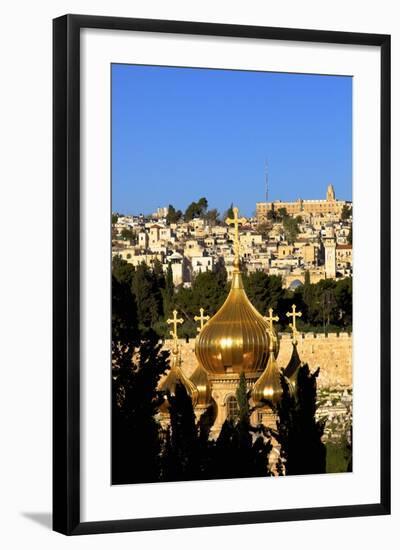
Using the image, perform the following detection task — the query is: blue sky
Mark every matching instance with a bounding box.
[112,64,352,217]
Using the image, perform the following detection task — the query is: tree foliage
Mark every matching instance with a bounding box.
[120,227,135,242]
[242,271,284,316]
[204,208,220,226]
[112,265,169,484]
[341,204,352,221]
[224,203,234,220]
[161,382,201,481]
[275,364,326,476]
[113,255,351,336]
[166,204,182,224]
[184,197,208,221]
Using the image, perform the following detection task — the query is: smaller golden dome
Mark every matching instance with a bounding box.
[190,363,212,409]
[252,350,283,408]
[159,349,198,413]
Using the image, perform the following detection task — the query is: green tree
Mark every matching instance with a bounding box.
[161,382,201,481]
[112,213,119,224]
[112,273,169,485]
[198,197,208,216]
[205,208,220,226]
[112,335,169,484]
[208,373,272,479]
[236,372,250,422]
[120,227,135,242]
[112,255,135,286]
[162,262,175,318]
[184,197,208,221]
[256,222,270,238]
[112,274,139,351]
[347,225,352,245]
[166,204,182,224]
[276,364,326,476]
[224,203,234,220]
[242,272,284,317]
[334,277,352,329]
[131,263,164,333]
[341,204,352,221]
[282,216,300,244]
[277,207,288,220]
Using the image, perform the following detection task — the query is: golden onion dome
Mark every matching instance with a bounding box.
[190,363,212,409]
[195,269,270,375]
[159,348,199,413]
[252,349,283,407]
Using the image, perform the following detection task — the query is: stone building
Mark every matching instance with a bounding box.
[256,183,351,222]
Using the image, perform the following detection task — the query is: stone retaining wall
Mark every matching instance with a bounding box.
[163,332,352,389]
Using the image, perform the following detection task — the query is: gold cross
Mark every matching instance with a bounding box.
[264,308,279,332]
[167,309,184,351]
[194,307,210,332]
[264,308,279,353]
[286,304,302,342]
[225,206,247,269]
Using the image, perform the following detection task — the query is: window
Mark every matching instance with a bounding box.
[226,395,239,421]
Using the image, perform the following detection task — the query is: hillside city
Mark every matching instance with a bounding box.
[111,182,353,475]
[112,183,352,291]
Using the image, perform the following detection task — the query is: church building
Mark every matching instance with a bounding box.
[158,207,302,435]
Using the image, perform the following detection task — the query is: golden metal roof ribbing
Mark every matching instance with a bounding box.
[195,207,270,375]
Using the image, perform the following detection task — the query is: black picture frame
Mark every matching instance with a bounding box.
[53,14,391,536]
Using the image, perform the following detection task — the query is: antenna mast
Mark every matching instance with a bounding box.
[265,160,269,203]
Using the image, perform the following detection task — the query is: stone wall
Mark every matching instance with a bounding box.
[163,332,352,389]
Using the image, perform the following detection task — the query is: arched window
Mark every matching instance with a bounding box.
[226,395,239,421]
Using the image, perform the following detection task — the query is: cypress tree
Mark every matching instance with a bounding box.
[162,262,175,318]
[112,335,169,484]
[161,382,200,481]
[208,373,272,480]
[112,264,169,484]
[276,364,326,476]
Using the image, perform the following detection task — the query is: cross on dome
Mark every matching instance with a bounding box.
[286,304,302,344]
[194,308,210,332]
[264,308,279,353]
[167,309,184,352]
[225,206,247,270]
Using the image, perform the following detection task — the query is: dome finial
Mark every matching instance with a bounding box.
[286,304,302,344]
[167,309,184,353]
[225,206,247,270]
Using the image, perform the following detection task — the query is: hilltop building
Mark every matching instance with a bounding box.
[256,183,350,222]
